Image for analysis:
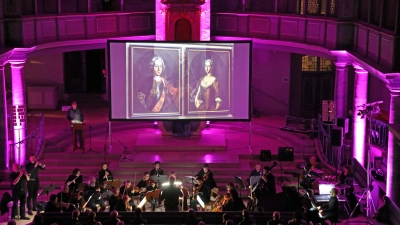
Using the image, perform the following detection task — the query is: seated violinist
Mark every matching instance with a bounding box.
[136,172,156,211]
[196,164,216,192]
[120,180,134,198]
[85,186,102,212]
[190,177,210,211]
[45,194,60,212]
[98,163,113,183]
[109,187,121,211]
[136,172,155,192]
[220,193,234,211]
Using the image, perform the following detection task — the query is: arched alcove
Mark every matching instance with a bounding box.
[174,18,192,41]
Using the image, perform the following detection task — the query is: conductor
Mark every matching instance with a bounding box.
[160,176,182,211]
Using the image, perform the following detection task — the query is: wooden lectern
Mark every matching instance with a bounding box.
[72,123,86,152]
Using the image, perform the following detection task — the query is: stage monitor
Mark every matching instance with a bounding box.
[108,41,252,121]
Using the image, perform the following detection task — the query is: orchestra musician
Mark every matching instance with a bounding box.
[25,154,46,215]
[226,183,245,211]
[190,177,210,211]
[252,166,276,198]
[119,180,137,210]
[108,187,121,211]
[317,188,339,225]
[9,163,30,220]
[150,161,164,176]
[196,164,216,192]
[98,163,113,183]
[57,184,72,212]
[65,168,83,192]
[115,195,133,212]
[300,156,321,190]
[44,194,60,212]
[136,172,157,211]
[337,164,353,185]
[160,176,182,211]
[170,171,188,210]
[247,163,262,187]
[84,177,97,199]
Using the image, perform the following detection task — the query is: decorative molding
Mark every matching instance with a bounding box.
[249,18,269,34]
[280,20,298,37]
[216,17,236,31]
[96,17,117,33]
[129,16,151,31]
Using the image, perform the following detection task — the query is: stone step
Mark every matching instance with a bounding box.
[119,162,241,168]
[42,153,121,160]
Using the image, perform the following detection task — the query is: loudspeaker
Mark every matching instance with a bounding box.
[278,147,294,161]
[260,150,271,161]
[336,117,349,134]
[331,127,343,146]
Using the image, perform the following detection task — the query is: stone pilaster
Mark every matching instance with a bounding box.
[351,63,368,165]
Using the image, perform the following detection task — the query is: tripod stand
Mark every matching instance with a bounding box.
[346,101,381,225]
[86,123,99,153]
[276,160,291,185]
[116,139,132,162]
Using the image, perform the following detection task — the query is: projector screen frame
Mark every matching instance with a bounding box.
[107,40,252,121]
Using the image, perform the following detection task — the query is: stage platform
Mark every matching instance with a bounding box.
[135,133,227,151]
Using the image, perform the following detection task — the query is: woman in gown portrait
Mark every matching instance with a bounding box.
[192,59,222,111]
[136,56,178,113]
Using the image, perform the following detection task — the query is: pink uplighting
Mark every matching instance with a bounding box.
[10,62,27,165]
[352,64,368,164]
[203,154,212,163]
[386,90,400,198]
[155,0,166,40]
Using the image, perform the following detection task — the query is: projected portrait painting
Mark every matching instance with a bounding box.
[187,48,231,116]
[129,46,181,117]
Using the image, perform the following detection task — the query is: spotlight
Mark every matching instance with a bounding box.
[153,121,158,128]
[206,121,210,128]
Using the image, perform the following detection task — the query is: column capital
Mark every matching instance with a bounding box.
[386,73,400,93]
[6,48,32,65]
[352,63,368,73]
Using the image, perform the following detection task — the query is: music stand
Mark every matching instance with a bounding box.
[101,190,114,200]
[184,176,197,185]
[151,175,168,187]
[234,175,246,198]
[103,180,121,190]
[38,184,56,201]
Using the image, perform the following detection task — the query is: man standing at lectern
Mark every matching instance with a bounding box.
[67,101,84,147]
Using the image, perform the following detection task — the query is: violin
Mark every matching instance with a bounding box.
[194,184,202,195]
[203,171,210,181]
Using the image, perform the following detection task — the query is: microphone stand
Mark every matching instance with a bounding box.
[116,139,132,162]
[86,123,98,153]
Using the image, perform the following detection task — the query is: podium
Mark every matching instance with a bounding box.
[72,123,86,152]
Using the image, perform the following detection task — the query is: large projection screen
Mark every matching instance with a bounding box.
[108,41,251,121]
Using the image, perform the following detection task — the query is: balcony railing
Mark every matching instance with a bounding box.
[317,115,351,167]
[369,118,388,151]
[8,114,44,167]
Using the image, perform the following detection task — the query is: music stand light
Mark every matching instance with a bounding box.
[151,175,168,186]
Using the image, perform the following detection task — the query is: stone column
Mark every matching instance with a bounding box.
[0,65,8,169]
[10,61,27,165]
[334,62,349,118]
[351,63,368,165]
[386,85,400,206]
